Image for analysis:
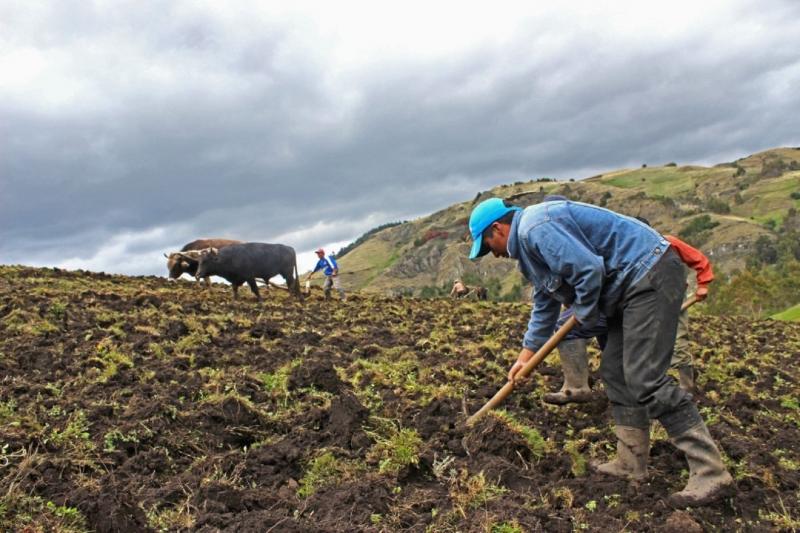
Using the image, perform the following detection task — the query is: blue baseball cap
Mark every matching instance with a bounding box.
[468,198,521,260]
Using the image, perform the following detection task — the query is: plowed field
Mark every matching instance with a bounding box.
[1,266,798,532]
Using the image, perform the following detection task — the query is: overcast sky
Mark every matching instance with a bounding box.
[2,0,799,277]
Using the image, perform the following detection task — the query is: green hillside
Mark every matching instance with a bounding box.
[333,147,800,304]
[773,303,800,322]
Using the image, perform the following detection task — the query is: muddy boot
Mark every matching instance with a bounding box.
[668,422,734,507]
[591,425,649,481]
[543,339,594,405]
[677,365,699,395]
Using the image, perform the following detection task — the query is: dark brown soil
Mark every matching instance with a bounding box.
[0,266,798,532]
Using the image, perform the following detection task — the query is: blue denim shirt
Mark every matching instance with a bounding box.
[507,200,669,351]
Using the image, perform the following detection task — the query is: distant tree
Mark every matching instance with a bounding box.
[749,236,779,266]
[705,197,731,214]
[678,215,719,246]
[704,268,776,318]
[760,158,786,178]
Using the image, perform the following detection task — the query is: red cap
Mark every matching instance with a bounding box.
[315,248,324,254]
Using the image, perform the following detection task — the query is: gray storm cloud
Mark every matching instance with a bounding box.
[1,0,799,275]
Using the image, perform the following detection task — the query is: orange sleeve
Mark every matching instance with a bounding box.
[665,235,714,285]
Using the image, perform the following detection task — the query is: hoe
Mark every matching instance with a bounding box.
[467,296,700,426]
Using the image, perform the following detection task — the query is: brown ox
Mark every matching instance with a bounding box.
[165,238,242,288]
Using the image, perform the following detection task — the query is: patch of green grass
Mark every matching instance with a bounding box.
[47,410,94,453]
[173,330,210,355]
[735,172,800,222]
[0,493,89,533]
[145,501,195,532]
[601,166,721,197]
[349,350,459,405]
[103,428,145,452]
[258,359,302,406]
[491,521,524,533]
[772,303,800,321]
[367,422,423,475]
[564,439,588,477]
[1,308,60,336]
[450,470,508,511]
[758,498,800,531]
[297,451,351,498]
[492,410,549,458]
[0,399,17,425]
[92,339,133,383]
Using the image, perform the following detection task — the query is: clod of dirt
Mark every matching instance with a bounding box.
[238,438,304,488]
[303,477,392,529]
[658,510,703,533]
[249,321,283,339]
[415,397,461,439]
[288,359,343,393]
[133,292,162,308]
[461,414,534,463]
[165,320,189,339]
[324,391,370,448]
[73,487,149,533]
[199,396,264,447]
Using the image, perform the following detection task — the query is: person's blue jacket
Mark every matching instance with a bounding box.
[313,255,338,276]
[507,200,669,352]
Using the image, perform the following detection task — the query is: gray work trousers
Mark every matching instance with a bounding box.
[599,248,702,436]
[671,307,691,368]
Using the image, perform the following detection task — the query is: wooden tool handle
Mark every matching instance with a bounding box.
[681,295,698,312]
[466,315,577,426]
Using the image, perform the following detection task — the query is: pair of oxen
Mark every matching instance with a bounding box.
[165,239,303,301]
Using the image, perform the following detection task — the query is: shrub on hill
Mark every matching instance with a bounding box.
[705,260,800,318]
[705,230,800,318]
[678,215,719,246]
[760,158,787,178]
[749,236,779,266]
[705,197,731,214]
